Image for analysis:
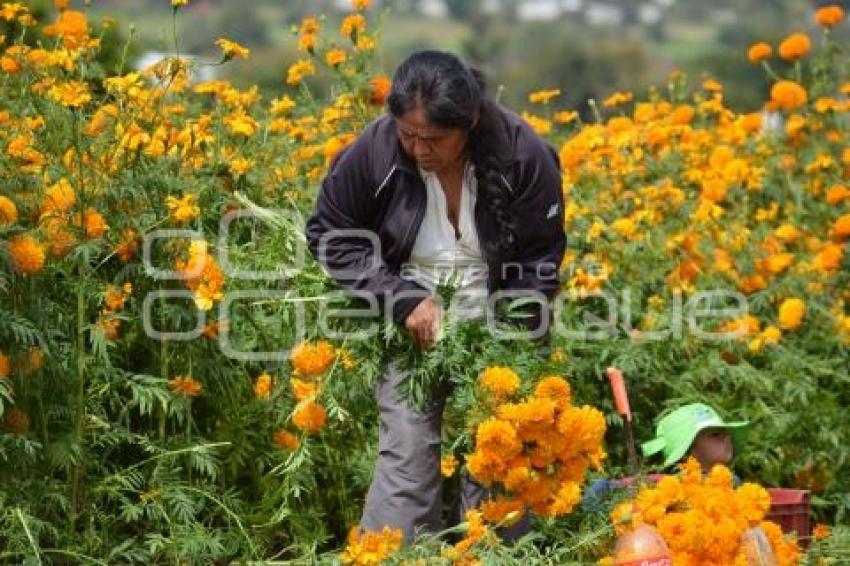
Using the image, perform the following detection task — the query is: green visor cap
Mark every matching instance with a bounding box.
[641,403,749,467]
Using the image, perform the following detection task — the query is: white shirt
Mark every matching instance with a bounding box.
[400,162,489,321]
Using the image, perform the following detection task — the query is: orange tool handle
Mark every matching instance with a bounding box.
[606,367,632,422]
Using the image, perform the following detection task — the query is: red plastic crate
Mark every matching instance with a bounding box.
[766,488,811,546]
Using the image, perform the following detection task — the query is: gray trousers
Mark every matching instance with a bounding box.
[360,360,530,544]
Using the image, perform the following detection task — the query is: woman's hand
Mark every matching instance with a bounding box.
[404,297,441,349]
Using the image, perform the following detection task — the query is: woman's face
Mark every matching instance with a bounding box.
[394,105,468,175]
[689,428,733,471]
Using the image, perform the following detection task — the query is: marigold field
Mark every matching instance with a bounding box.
[1,1,849,564]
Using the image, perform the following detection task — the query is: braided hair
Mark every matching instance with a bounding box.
[386,50,516,255]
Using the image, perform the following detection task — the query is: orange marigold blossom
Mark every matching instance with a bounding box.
[8,234,45,274]
[833,213,850,240]
[289,340,335,376]
[291,399,326,434]
[367,75,390,105]
[778,33,811,60]
[254,372,273,398]
[747,42,772,63]
[815,5,844,27]
[0,195,17,224]
[273,429,299,451]
[770,80,808,110]
[479,366,520,399]
[169,375,201,397]
[441,454,457,478]
[341,525,403,566]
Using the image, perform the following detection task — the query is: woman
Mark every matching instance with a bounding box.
[305,50,565,543]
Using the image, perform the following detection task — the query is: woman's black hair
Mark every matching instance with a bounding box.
[387,50,516,254]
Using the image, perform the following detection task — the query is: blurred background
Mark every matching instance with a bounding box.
[37,0,850,112]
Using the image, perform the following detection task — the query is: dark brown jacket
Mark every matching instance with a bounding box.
[305,106,566,335]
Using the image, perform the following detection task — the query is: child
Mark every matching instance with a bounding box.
[641,402,749,475]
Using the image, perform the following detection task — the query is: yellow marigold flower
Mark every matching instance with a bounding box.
[325,48,347,67]
[165,193,200,224]
[291,399,327,434]
[270,95,296,116]
[355,34,376,51]
[254,372,273,398]
[48,80,91,107]
[215,38,250,61]
[7,234,45,275]
[703,78,723,92]
[229,157,252,177]
[0,195,17,225]
[341,526,403,566]
[602,91,633,107]
[273,429,299,451]
[169,375,202,397]
[815,5,844,27]
[813,242,843,273]
[172,0,189,6]
[778,297,805,330]
[340,13,366,39]
[670,104,694,125]
[521,112,552,135]
[479,366,520,399]
[286,59,315,86]
[548,481,581,517]
[747,42,772,63]
[770,80,808,110]
[0,350,10,377]
[441,454,457,478]
[351,0,370,10]
[223,111,259,137]
[528,88,561,104]
[554,110,578,124]
[175,240,226,311]
[833,213,850,240]
[479,497,524,526]
[778,32,811,60]
[289,340,335,376]
[42,178,76,214]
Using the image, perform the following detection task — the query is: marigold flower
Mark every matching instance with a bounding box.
[74,208,108,239]
[290,340,335,376]
[169,375,202,397]
[770,80,808,110]
[833,213,850,240]
[528,88,561,104]
[0,195,17,225]
[778,297,805,330]
[42,178,76,214]
[340,14,366,39]
[533,376,571,409]
[815,5,844,27]
[778,32,811,60]
[48,80,91,107]
[479,366,520,400]
[441,454,458,478]
[165,193,200,224]
[351,0,370,10]
[325,48,347,67]
[215,38,250,61]
[273,429,299,451]
[254,372,273,398]
[368,75,390,106]
[286,59,315,86]
[812,523,831,540]
[291,399,327,434]
[603,91,633,108]
[172,0,189,6]
[7,234,45,275]
[341,525,403,566]
[115,228,139,263]
[747,42,772,63]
